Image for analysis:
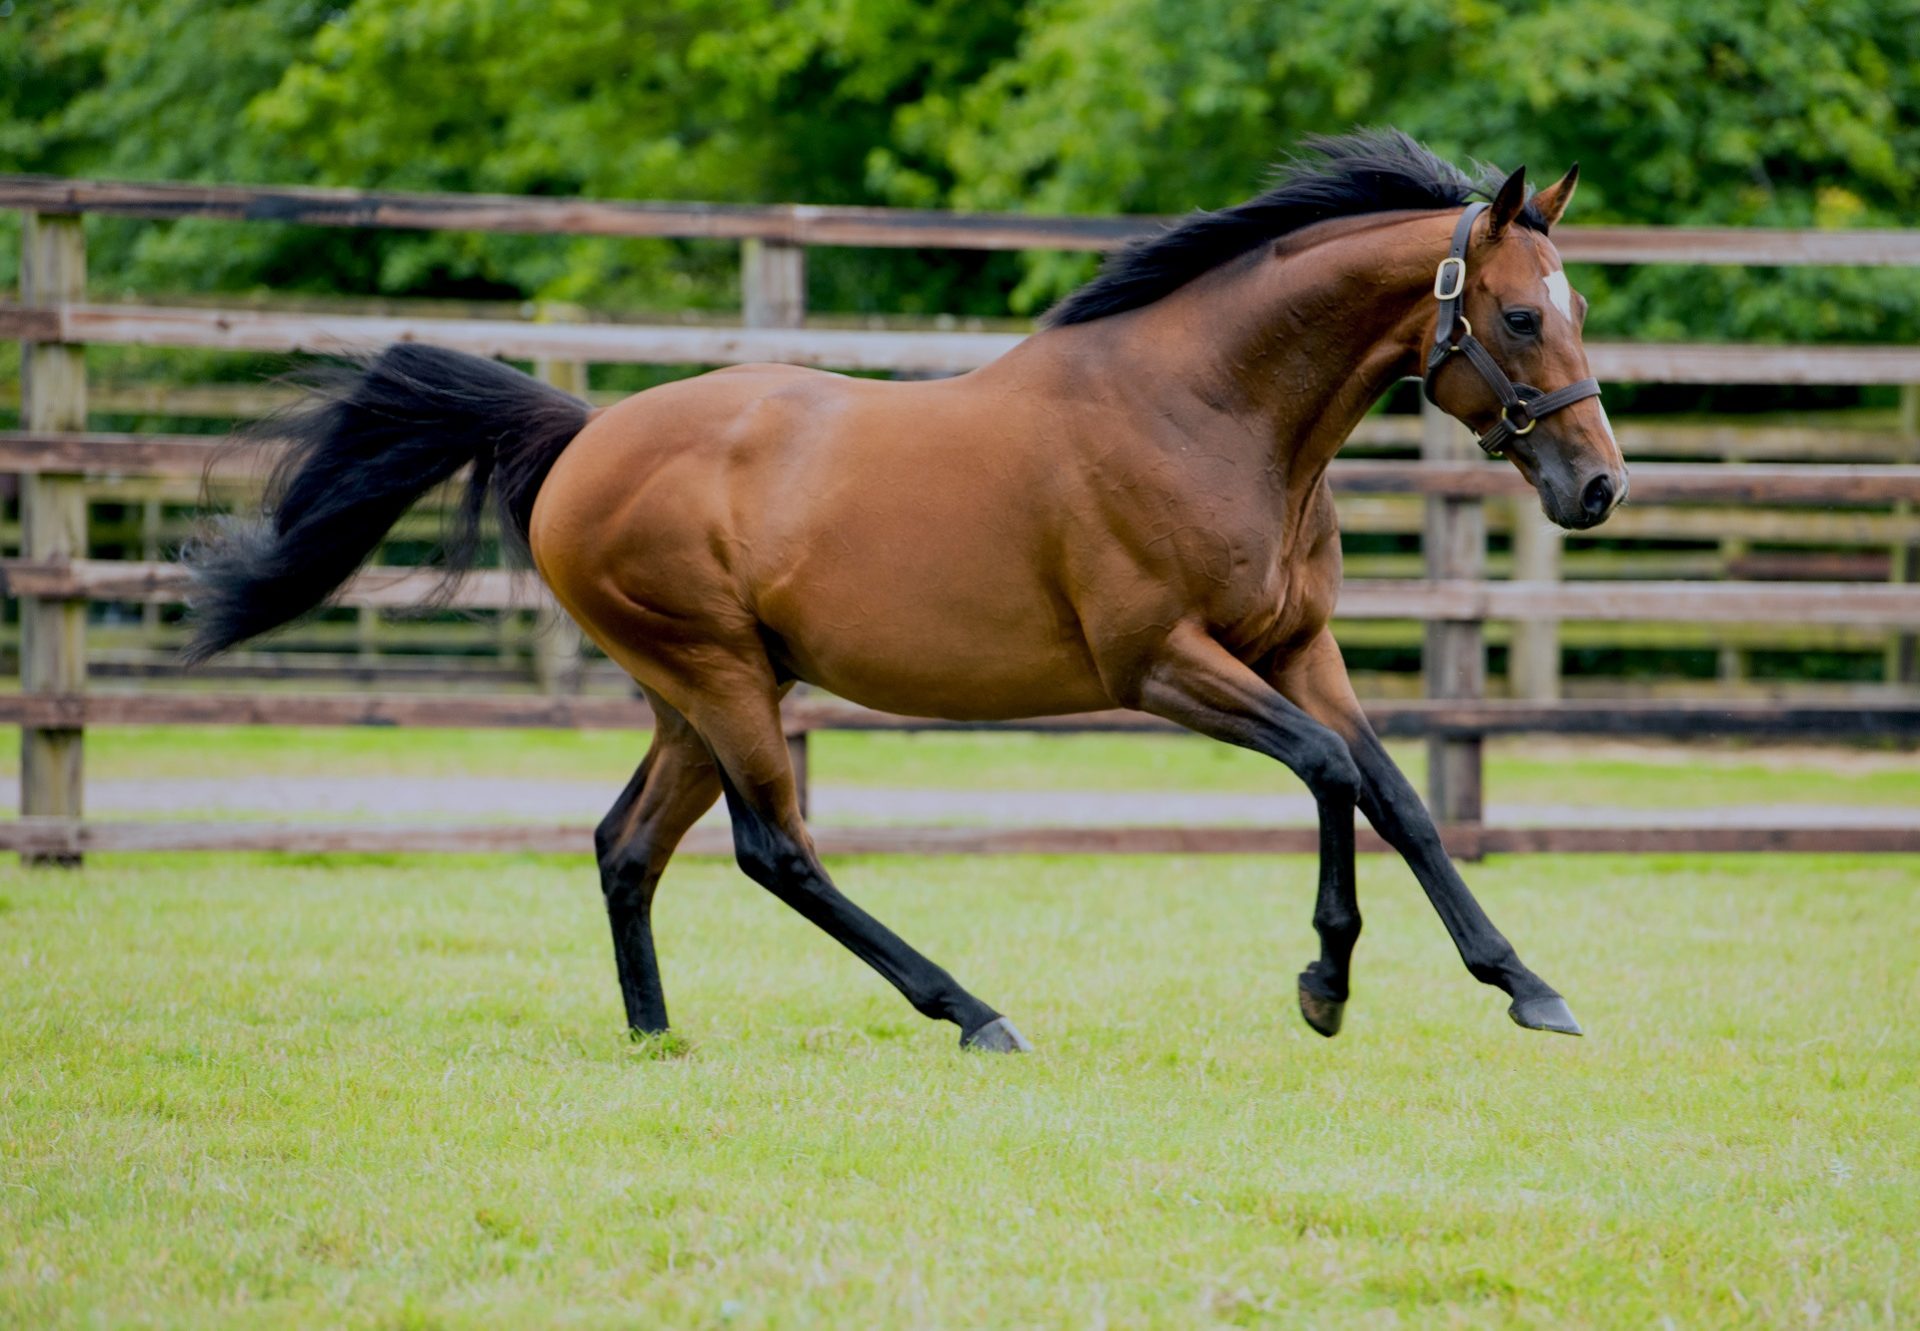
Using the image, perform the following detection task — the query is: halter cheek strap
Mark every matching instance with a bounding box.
[1422,202,1603,457]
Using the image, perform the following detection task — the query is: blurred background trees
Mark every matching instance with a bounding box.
[4,0,1919,346]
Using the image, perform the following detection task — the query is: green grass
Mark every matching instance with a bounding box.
[3,724,1916,809]
[4,849,1917,1327]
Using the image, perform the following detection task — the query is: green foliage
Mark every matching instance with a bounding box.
[886,0,1920,330]
[4,0,1918,337]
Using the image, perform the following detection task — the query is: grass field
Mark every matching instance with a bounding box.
[3,729,1918,1326]
[5,853,1918,1326]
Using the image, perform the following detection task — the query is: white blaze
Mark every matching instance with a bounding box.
[1543,270,1573,321]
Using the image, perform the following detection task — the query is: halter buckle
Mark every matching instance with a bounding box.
[1433,256,1466,302]
[1502,404,1537,437]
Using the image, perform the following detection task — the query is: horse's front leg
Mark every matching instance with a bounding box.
[1127,622,1360,1037]
[1275,631,1582,1035]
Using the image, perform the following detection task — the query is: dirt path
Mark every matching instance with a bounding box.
[2,775,1913,829]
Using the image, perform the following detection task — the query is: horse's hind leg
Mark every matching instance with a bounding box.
[597,692,722,1036]
[678,666,1028,1052]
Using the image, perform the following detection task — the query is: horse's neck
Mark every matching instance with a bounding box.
[1123,211,1450,481]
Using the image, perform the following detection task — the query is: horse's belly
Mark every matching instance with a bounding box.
[792,642,1112,722]
[763,564,1113,721]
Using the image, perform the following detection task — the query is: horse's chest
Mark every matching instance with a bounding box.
[1217,560,1330,653]
[1211,520,1340,661]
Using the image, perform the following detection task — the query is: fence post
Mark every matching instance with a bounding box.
[18,211,88,866]
[742,237,807,332]
[531,307,590,694]
[1889,384,1919,688]
[786,732,812,820]
[1422,399,1485,850]
[356,606,379,665]
[140,496,163,634]
[1508,504,1562,701]
[1717,534,1749,687]
[743,237,809,811]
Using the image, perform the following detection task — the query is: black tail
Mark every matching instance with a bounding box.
[182,343,589,664]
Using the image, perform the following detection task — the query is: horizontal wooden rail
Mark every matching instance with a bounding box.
[3,817,1917,858]
[8,559,1915,625]
[7,430,1920,504]
[0,303,1023,375]
[0,559,540,609]
[1328,459,1920,504]
[2,692,1916,740]
[7,303,1920,384]
[5,174,1919,266]
[7,429,1920,503]
[0,430,248,479]
[1583,342,1920,386]
[10,380,1910,462]
[1338,579,1920,625]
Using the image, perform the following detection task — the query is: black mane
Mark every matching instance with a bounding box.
[1044,128,1545,327]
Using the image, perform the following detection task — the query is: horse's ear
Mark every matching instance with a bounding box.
[1487,165,1528,238]
[1532,163,1580,229]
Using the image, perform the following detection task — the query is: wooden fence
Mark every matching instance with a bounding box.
[4,174,1919,860]
[10,403,1919,698]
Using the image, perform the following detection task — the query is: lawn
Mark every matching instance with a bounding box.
[3,845,1917,1327]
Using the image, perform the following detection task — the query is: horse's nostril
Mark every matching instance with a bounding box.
[1581,474,1615,520]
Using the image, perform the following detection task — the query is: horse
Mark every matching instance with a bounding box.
[186,130,1626,1053]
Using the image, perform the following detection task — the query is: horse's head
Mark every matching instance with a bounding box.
[1422,165,1628,530]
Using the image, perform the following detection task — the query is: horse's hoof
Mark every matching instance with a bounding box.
[1297,984,1345,1038]
[625,1028,695,1059]
[1508,994,1583,1037]
[961,1016,1033,1053]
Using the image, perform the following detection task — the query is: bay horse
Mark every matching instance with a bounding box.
[187,130,1626,1052]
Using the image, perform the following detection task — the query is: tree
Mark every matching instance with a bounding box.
[5,0,1917,347]
[880,0,1920,340]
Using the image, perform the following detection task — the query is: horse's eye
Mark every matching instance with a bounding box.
[1504,309,1540,336]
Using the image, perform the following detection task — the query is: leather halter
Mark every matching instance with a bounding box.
[1422,202,1603,456]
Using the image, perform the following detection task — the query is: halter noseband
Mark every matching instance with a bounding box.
[1422,201,1603,456]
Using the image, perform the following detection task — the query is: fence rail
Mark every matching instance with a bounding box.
[8,429,1920,500]
[5,558,1917,626]
[6,819,1919,860]
[3,691,1917,739]
[7,302,1920,384]
[7,173,1920,265]
[6,177,1920,861]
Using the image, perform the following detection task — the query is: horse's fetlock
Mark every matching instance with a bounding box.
[602,872,649,910]
[1314,906,1362,944]
[1467,950,1522,988]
